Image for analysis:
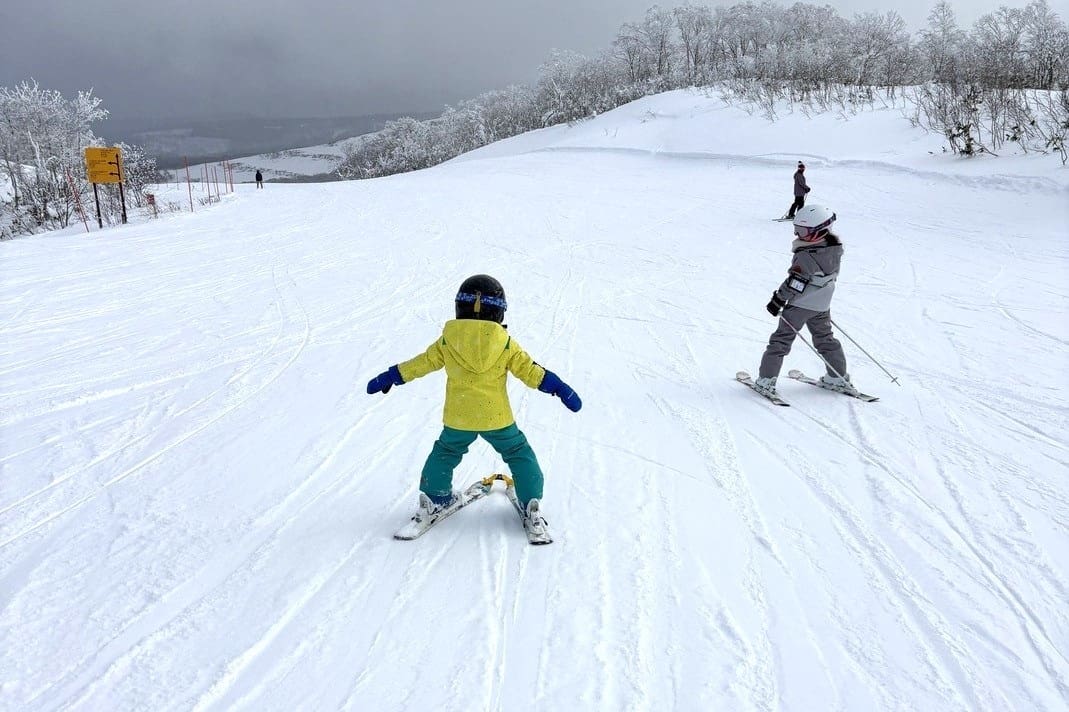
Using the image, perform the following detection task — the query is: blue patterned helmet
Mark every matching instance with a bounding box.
[455,274,507,323]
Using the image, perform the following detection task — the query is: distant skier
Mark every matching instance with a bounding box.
[783,161,810,219]
[754,205,850,397]
[255,170,263,188]
[366,274,582,536]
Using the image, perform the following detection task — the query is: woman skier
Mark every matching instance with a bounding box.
[783,161,810,219]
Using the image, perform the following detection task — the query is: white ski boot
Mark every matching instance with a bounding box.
[819,373,855,394]
[754,376,778,397]
[414,492,457,525]
[522,498,552,545]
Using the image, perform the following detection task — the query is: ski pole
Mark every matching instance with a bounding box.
[777,314,847,380]
[830,318,900,386]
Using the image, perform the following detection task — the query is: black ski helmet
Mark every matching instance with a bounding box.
[455,274,507,323]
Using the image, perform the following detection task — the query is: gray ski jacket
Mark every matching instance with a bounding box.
[793,169,809,197]
[774,235,843,312]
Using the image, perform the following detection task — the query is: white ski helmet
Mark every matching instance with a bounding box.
[793,205,836,241]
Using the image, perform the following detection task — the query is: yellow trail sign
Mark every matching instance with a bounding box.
[85,147,123,183]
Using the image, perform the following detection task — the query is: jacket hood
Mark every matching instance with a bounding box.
[441,319,511,374]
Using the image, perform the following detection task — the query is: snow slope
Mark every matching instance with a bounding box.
[2,90,1067,711]
[458,89,1069,189]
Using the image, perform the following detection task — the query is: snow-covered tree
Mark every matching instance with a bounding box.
[536,50,635,126]
[847,11,912,87]
[673,5,714,85]
[1022,0,1069,89]
[968,6,1030,88]
[920,1,967,85]
[0,81,107,233]
[114,142,164,208]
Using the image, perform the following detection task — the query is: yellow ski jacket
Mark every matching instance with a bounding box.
[397,319,546,431]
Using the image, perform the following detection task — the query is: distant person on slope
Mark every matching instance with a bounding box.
[783,161,809,219]
[255,170,263,188]
[754,205,850,398]
[365,274,582,538]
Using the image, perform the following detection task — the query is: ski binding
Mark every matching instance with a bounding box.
[787,369,879,402]
[393,479,492,540]
[736,371,790,406]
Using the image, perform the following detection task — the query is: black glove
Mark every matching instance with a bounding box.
[766,293,787,317]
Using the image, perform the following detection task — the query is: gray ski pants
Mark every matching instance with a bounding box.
[759,306,846,379]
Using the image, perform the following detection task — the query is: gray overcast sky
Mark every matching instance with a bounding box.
[0,0,1024,121]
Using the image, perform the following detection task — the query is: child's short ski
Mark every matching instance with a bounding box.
[503,479,553,545]
[394,479,491,540]
[736,371,790,406]
[787,369,879,402]
[394,474,552,544]
[773,217,793,222]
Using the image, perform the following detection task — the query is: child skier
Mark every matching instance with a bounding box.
[366,274,582,534]
[755,205,850,397]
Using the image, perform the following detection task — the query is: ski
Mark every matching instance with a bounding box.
[736,371,790,406]
[503,481,553,545]
[393,479,492,540]
[394,474,552,544]
[772,217,793,222]
[787,369,879,402]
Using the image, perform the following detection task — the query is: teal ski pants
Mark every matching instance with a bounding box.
[420,424,544,505]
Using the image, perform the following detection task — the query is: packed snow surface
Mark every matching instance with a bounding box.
[2,90,1067,711]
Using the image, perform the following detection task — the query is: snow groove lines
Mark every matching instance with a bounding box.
[909,389,1069,699]
[0,265,310,550]
[797,399,1068,707]
[996,302,1069,349]
[41,418,379,710]
[587,455,623,708]
[478,530,509,711]
[767,437,979,711]
[536,237,582,358]
[643,324,779,707]
[0,401,153,520]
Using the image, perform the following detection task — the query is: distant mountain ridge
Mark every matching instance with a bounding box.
[103,113,435,169]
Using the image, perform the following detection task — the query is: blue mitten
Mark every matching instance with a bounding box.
[539,370,582,412]
[367,365,404,394]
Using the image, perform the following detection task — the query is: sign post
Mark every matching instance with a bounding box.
[116,161,127,224]
[84,147,125,226]
[91,184,103,229]
[184,157,193,212]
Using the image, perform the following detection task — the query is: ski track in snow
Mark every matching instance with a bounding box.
[2,97,1068,711]
[1,264,311,551]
